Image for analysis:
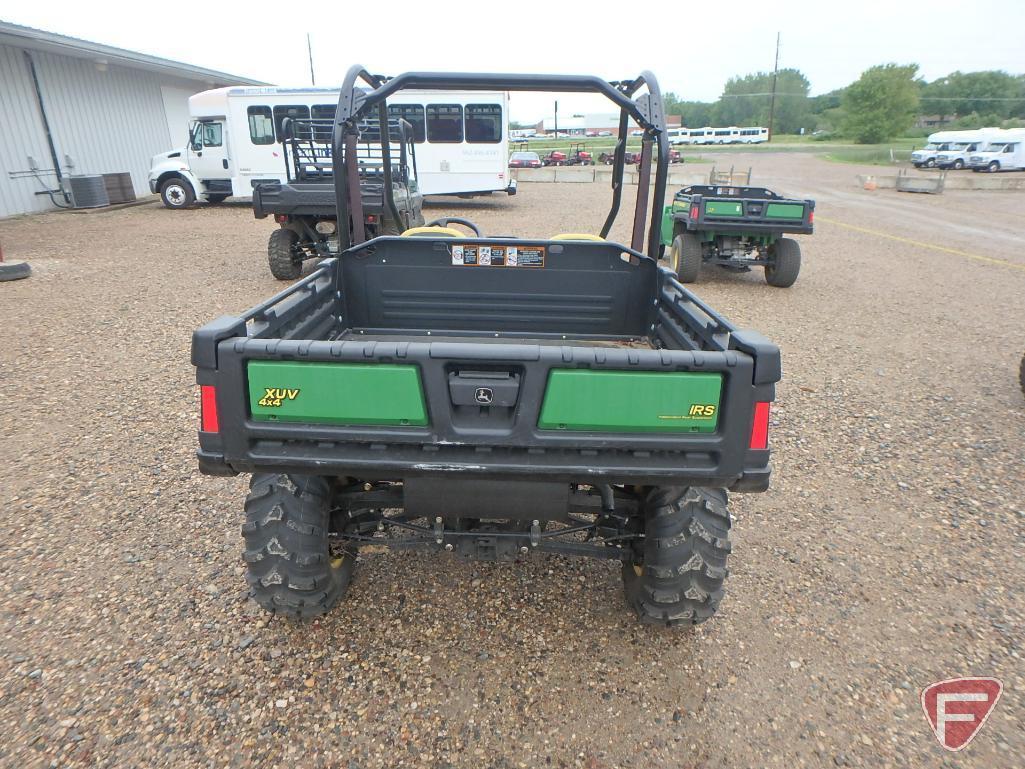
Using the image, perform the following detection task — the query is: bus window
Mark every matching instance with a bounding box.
[389,105,426,143]
[273,105,311,140]
[426,104,463,143]
[248,106,274,145]
[465,104,502,143]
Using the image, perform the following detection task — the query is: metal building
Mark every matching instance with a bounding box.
[0,21,264,218]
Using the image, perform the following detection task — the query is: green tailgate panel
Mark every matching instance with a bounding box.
[248,362,428,426]
[765,202,805,219]
[538,370,722,433]
[704,200,743,217]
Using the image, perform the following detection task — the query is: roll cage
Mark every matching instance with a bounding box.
[331,67,669,258]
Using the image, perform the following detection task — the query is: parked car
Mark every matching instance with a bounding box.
[509,151,543,168]
[597,130,613,137]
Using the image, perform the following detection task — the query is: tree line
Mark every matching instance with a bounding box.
[663,67,1025,143]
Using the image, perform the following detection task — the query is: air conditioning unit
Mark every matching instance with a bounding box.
[68,175,109,208]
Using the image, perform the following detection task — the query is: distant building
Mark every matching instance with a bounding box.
[916,114,956,129]
[0,21,264,217]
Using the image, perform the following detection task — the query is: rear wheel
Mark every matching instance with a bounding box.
[160,178,195,209]
[622,487,731,626]
[668,232,702,283]
[765,237,801,287]
[268,227,304,281]
[242,474,356,620]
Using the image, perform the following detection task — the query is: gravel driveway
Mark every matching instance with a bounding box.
[1,154,1022,768]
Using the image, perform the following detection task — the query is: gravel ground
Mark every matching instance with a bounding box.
[1,154,1023,768]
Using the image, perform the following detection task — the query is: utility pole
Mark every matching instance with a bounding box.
[767,31,780,141]
[307,33,316,86]
[554,100,558,138]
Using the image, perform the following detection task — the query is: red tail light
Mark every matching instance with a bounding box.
[200,385,220,433]
[366,214,377,224]
[690,206,699,220]
[749,402,770,449]
[274,214,288,224]
[808,210,814,224]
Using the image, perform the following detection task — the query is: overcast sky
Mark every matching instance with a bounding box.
[4,0,1024,122]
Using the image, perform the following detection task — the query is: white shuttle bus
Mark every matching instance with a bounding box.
[737,126,769,144]
[148,86,515,208]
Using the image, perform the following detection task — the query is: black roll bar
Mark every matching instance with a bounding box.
[332,66,669,257]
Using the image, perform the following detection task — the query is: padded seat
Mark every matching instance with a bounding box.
[401,226,463,238]
[550,233,605,241]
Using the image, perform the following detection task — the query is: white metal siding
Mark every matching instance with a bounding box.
[0,44,56,217]
[0,42,212,218]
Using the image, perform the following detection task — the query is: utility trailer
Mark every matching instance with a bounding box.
[253,116,424,279]
[193,66,781,627]
[662,184,814,287]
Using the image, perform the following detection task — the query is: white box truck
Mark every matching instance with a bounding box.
[934,129,1003,170]
[148,86,515,208]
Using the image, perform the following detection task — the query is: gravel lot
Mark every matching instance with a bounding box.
[1,154,1023,768]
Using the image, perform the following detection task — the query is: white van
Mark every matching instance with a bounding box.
[968,129,1025,172]
[148,86,514,207]
[910,130,978,168]
[935,129,1002,170]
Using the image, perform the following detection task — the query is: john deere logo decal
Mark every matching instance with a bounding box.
[258,388,300,408]
[474,387,494,405]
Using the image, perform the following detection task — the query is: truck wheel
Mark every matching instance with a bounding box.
[268,228,304,281]
[988,161,1000,173]
[668,233,702,283]
[242,473,356,619]
[765,237,801,288]
[622,487,730,627]
[953,159,964,170]
[925,158,936,168]
[160,178,195,209]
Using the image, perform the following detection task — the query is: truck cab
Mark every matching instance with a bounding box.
[149,118,232,207]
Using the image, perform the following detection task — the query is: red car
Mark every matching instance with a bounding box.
[509,151,543,168]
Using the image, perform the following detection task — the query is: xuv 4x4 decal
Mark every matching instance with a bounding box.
[257,388,301,408]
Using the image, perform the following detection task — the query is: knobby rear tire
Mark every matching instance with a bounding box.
[669,232,702,283]
[765,237,801,287]
[268,228,304,281]
[622,487,731,627]
[242,473,355,620]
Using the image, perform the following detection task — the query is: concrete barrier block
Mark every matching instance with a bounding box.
[554,168,595,183]
[518,168,556,183]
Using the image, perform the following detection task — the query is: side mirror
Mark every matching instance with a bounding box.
[191,141,202,152]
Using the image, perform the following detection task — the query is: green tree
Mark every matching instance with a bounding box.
[842,64,920,143]
[716,69,812,134]
[662,93,716,127]
[921,70,1020,120]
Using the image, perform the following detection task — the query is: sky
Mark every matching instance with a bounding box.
[3,0,1024,122]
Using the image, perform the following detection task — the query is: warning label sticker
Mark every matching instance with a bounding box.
[451,244,545,267]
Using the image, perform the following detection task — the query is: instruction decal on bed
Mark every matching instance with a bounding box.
[451,244,545,267]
